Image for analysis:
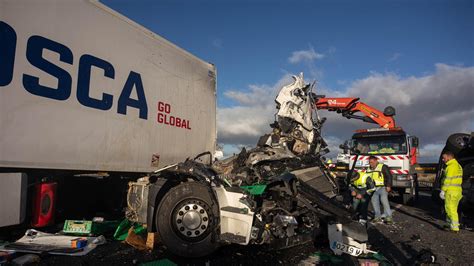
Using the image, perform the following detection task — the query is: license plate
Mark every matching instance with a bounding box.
[332,241,363,256]
[356,160,364,166]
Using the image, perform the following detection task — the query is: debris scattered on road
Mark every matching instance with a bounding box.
[0,250,16,264]
[298,251,344,265]
[114,219,145,241]
[63,220,93,235]
[93,235,107,245]
[412,248,436,264]
[140,258,177,266]
[0,229,101,256]
[410,234,421,241]
[70,237,88,248]
[125,227,148,251]
[63,219,121,236]
[11,254,40,265]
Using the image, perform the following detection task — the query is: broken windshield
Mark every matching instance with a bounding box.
[353,136,407,155]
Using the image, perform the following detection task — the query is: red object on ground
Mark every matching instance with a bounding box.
[31,182,57,227]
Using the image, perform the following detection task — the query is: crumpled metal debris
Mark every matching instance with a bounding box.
[213,73,329,186]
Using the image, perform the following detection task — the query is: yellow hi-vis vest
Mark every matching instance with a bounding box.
[353,172,369,188]
[442,158,463,193]
[367,163,385,186]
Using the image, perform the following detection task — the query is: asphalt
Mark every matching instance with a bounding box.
[5,192,474,266]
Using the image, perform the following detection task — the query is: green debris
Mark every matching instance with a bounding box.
[63,220,93,235]
[114,219,132,241]
[92,220,121,235]
[113,219,146,241]
[63,219,121,236]
[311,252,344,264]
[369,252,392,266]
[240,184,267,195]
[140,259,177,266]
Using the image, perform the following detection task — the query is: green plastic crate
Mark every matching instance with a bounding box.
[63,220,93,235]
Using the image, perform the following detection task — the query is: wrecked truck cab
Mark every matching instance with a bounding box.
[126,73,369,258]
[126,157,369,258]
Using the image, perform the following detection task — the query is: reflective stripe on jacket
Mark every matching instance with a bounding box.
[442,158,463,193]
[367,163,385,186]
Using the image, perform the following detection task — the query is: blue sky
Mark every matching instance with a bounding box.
[103,0,472,102]
[102,0,473,160]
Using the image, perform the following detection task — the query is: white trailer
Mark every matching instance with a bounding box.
[0,0,216,227]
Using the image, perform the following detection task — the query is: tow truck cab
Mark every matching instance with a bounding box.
[348,128,420,204]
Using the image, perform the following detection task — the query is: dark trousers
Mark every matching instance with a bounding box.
[352,194,371,220]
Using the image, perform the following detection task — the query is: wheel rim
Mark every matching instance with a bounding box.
[173,199,210,241]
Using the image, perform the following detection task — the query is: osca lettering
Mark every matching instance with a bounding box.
[0,21,148,120]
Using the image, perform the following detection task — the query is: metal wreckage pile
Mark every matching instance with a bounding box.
[126,73,370,258]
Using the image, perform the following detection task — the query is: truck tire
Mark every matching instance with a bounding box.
[402,193,413,206]
[155,181,220,257]
[402,184,417,206]
[445,133,470,154]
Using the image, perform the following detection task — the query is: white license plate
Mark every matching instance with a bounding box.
[356,160,364,166]
[332,241,363,256]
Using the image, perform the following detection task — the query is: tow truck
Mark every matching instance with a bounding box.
[315,97,420,204]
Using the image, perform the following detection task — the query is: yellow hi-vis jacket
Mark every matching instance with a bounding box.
[352,172,375,193]
[442,158,463,193]
[367,163,385,187]
[353,172,368,188]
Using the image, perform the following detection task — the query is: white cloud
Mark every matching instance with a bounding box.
[217,64,474,162]
[419,143,444,160]
[288,47,324,64]
[217,75,293,146]
[388,52,402,62]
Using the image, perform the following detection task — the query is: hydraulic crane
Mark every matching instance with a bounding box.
[315,97,396,129]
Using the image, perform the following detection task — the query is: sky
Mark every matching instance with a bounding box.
[102,0,474,162]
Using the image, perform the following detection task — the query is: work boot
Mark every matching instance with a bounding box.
[372,217,382,224]
[385,216,394,224]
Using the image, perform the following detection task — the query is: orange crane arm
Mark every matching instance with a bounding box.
[314,97,396,129]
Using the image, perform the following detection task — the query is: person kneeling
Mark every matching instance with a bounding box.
[350,172,375,225]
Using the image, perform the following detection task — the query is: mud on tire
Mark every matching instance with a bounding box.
[155,181,220,257]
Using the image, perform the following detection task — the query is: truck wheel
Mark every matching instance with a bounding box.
[402,193,413,206]
[402,186,416,206]
[464,163,474,179]
[155,181,219,257]
[413,174,420,202]
[445,133,470,154]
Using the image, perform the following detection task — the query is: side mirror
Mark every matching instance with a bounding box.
[410,136,419,148]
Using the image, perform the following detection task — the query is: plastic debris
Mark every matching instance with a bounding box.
[299,252,344,265]
[93,235,107,245]
[140,259,177,266]
[1,229,99,256]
